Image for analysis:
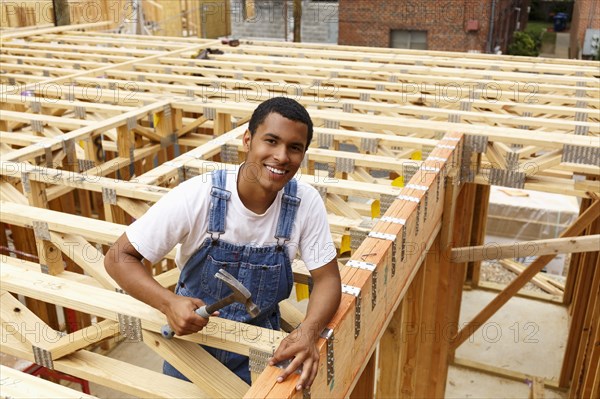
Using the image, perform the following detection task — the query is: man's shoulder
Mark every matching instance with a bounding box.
[172,173,214,196]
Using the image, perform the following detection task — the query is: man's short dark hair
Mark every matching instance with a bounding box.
[248,97,313,150]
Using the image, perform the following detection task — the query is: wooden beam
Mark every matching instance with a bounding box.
[0,365,97,399]
[142,330,249,398]
[451,235,600,263]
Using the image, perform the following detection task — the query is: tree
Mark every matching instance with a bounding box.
[508,32,539,57]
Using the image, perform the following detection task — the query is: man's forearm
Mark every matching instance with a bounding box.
[301,261,341,340]
[105,235,175,314]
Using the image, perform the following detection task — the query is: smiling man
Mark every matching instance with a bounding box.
[105,97,341,391]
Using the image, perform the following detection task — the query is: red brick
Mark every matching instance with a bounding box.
[339,0,530,54]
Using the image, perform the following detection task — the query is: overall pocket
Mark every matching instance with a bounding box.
[231,262,282,319]
[197,255,240,301]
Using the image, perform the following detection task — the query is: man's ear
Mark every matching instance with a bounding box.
[243,130,251,151]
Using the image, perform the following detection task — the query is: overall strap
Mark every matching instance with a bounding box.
[274,178,301,243]
[207,169,231,236]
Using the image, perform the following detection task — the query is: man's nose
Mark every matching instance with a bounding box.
[273,145,289,163]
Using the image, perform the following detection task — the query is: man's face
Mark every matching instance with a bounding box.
[241,112,308,195]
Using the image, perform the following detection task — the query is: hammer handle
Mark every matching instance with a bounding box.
[203,294,235,315]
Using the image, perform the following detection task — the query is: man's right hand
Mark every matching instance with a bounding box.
[163,294,216,336]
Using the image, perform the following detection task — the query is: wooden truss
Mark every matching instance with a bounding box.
[1,24,599,398]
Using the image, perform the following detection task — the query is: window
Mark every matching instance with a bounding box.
[390,30,427,50]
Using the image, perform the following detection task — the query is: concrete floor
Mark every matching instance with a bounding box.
[445,289,569,398]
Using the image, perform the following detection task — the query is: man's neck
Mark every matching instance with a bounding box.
[237,164,277,214]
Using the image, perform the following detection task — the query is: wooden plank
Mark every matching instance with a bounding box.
[0,258,285,356]
[451,235,600,263]
[142,330,249,398]
[0,365,97,399]
[453,357,561,389]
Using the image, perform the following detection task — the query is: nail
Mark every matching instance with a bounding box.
[277,377,283,383]
[296,384,302,391]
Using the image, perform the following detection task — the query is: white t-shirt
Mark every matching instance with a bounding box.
[126,166,336,271]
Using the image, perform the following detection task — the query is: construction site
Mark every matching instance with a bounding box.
[0,1,599,398]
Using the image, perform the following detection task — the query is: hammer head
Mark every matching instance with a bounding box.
[215,268,260,317]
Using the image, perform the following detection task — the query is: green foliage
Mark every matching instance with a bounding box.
[508,32,540,57]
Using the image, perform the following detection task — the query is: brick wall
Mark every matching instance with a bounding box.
[339,0,529,53]
[229,0,338,43]
[570,0,600,58]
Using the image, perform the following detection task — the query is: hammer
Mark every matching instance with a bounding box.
[161,268,260,338]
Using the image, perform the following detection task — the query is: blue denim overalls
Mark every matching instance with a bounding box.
[163,169,300,384]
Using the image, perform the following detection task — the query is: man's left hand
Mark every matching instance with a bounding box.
[269,325,320,391]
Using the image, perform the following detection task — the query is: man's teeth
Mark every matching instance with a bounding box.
[266,166,286,175]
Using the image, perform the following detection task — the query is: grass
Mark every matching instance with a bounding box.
[525,21,555,55]
[525,21,552,39]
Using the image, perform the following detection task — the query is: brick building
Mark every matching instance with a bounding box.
[338,0,530,53]
[230,0,338,43]
[569,0,600,58]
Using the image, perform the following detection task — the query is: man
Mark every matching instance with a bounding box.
[105,97,341,391]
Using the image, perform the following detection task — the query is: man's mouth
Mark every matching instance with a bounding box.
[266,165,287,175]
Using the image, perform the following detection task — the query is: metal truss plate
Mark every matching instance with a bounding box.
[118,314,142,342]
[33,346,54,369]
[488,169,526,189]
[574,124,589,135]
[342,284,361,338]
[324,120,340,130]
[78,159,95,172]
[204,107,216,120]
[350,229,368,251]
[368,231,397,241]
[30,101,41,114]
[21,172,31,193]
[346,260,376,272]
[420,165,441,173]
[322,328,334,385]
[371,270,378,310]
[220,143,239,163]
[126,116,137,130]
[360,137,378,153]
[465,134,488,153]
[406,184,428,191]
[33,221,50,241]
[248,348,272,374]
[341,284,360,297]
[448,113,461,123]
[562,145,600,165]
[397,194,420,203]
[74,106,86,119]
[379,194,396,215]
[403,163,420,183]
[335,157,355,174]
[102,187,117,205]
[317,132,333,148]
[381,216,406,225]
[342,103,353,113]
[31,119,44,133]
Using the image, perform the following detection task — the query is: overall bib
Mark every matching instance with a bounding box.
[163,169,300,384]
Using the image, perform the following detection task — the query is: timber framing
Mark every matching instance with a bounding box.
[0,24,599,398]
